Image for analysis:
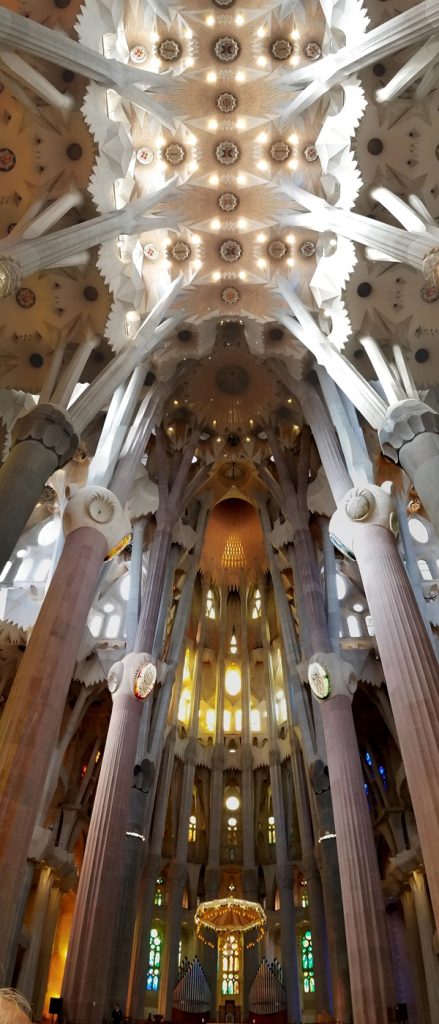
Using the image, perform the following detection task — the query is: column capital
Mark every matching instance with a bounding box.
[108,652,157,702]
[0,255,22,299]
[379,398,439,463]
[329,483,398,560]
[13,403,79,467]
[63,485,131,559]
[308,651,357,702]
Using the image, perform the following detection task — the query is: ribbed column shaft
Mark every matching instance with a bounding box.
[321,695,394,1023]
[62,691,144,1024]
[355,526,439,930]
[0,526,106,980]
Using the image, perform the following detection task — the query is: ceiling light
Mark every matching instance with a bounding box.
[191,234,201,244]
[207,71,217,83]
[237,217,247,229]
[257,56,267,67]
[257,131,268,143]
[289,55,299,66]
[208,118,218,130]
[211,218,221,230]
[353,603,364,612]
[289,133,298,146]
[257,232,267,243]
[151,32,159,43]
[291,29,300,40]
[288,158,298,169]
[257,27,266,38]
[235,14,244,26]
[236,118,246,130]
[225,795,240,811]
[206,15,215,26]
[188,161,198,172]
[237,173,247,185]
[238,271,246,280]
[186,57,194,67]
[257,159,268,171]
[235,71,245,82]
[286,257,295,266]
[286,233,295,244]
[257,258,267,269]
[209,173,219,185]
[212,271,221,281]
[184,28,193,39]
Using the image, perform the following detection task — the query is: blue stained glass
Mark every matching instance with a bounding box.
[378,764,388,789]
[365,751,373,767]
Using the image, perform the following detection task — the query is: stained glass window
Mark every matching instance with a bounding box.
[301,930,315,994]
[268,815,276,844]
[221,934,240,995]
[188,814,197,843]
[300,879,309,908]
[154,876,164,907]
[378,764,388,790]
[146,928,162,990]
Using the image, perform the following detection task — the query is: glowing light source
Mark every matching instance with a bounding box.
[257,232,267,243]
[225,794,240,811]
[235,71,246,82]
[225,664,241,696]
[209,173,219,185]
[207,71,217,83]
[211,218,221,230]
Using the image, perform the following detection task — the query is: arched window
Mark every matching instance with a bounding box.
[417,558,433,581]
[221,934,240,995]
[300,879,309,908]
[188,815,197,843]
[146,928,162,990]
[154,876,165,907]
[252,588,262,619]
[227,817,238,846]
[347,614,361,637]
[268,815,276,844]
[230,627,238,654]
[301,930,315,994]
[206,589,216,619]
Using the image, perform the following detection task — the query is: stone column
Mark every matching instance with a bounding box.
[401,887,431,1024]
[330,486,439,930]
[62,652,157,1024]
[308,653,395,1024]
[0,404,78,572]
[260,589,302,1024]
[410,870,439,1022]
[34,881,61,1019]
[158,585,209,1020]
[128,732,177,1019]
[379,398,439,543]
[17,866,54,1000]
[158,743,198,1019]
[240,581,259,1013]
[0,485,128,981]
[261,510,350,1022]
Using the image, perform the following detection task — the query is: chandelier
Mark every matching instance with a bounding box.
[195,898,266,948]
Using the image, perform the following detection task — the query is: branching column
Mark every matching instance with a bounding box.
[240,579,259,1011]
[0,404,78,572]
[108,429,201,1009]
[0,486,129,982]
[263,526,349,1022]
[61,653,157,1024]
[158,582,210,1019]
[330,488,439,932]
[260,582,302,1024]
[266,433,395,1024]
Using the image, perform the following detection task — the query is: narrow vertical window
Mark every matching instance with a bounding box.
[146,928,162,990]
[301,930,315,994]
